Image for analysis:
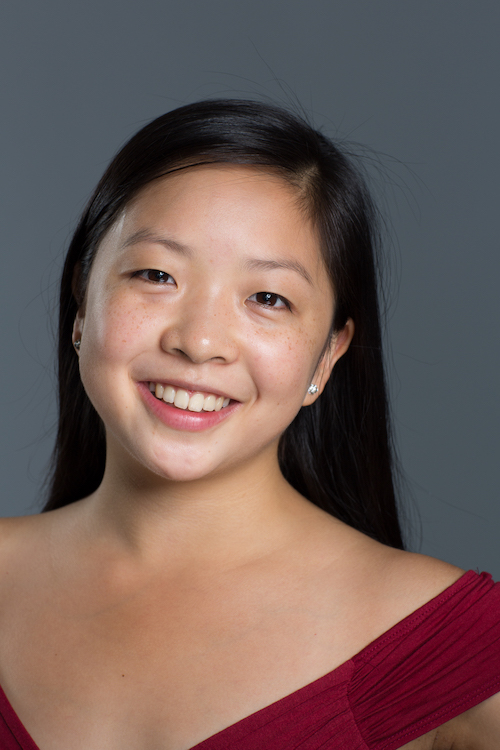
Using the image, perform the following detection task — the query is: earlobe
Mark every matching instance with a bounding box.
[302,318,355,406]
[71,263,87,354]
[72,310,85,354]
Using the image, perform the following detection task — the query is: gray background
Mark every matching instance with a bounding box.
[1,1,498,576]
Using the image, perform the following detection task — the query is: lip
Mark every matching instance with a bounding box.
[137,382,240,432]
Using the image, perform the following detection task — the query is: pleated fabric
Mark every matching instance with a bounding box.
[350,571,500,749]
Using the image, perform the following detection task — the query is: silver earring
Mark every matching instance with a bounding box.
[73,339,81,351]
[307,383,318,395]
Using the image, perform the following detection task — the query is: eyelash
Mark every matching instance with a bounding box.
[133,270,291,310]
[248,292,291,310]
[133,269,176,284]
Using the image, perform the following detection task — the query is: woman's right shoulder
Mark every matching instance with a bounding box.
[0,513,53,572]
[0,514,33,545]
[0,512,45,538]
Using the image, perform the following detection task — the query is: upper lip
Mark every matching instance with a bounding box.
[142,378,236,401]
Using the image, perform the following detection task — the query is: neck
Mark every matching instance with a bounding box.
[76,442,312,571]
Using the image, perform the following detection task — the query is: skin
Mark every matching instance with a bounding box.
[0,165,497,750]
[75,165,345,493]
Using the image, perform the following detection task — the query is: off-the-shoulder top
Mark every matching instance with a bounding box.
[0,570,499,749]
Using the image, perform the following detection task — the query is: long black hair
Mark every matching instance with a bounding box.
[44,99,404,549]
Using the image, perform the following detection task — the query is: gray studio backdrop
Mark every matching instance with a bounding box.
[1,1,498,576]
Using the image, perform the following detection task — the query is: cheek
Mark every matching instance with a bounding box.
[78,291,159,419]
[247,326,321,398]
[83,291,156,364]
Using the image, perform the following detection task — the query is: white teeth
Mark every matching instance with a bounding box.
[174,389,190,410]
[188,393,204,412]
[150,383,231,412]
[203,394,216,411]
[163,385,175,403]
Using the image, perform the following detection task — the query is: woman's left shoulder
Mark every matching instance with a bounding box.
[354,543,500,748]
[365,541,466,605]
[344,531,468,618]
[309,523,471,651]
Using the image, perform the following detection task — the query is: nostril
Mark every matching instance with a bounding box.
[160,325,237,364]
[171,348,193,360]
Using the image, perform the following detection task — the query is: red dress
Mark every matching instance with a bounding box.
[1,570,499,749]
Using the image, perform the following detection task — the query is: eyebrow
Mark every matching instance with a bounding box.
[243,257,313,286]
[120,230,192,256]
[121,230,313,286]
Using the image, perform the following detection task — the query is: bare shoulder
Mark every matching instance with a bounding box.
[293,510,468,658]
[0,514,42,554]
[318,515,465,598]
[0,512,59,590]
[374,545,466,627]
[318,521,467,635]
[0,512,52,543]
[0,501,84,553]
[376,545,466,605]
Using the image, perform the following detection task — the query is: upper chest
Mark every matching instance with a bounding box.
[0,559,390,750]
[0,524,470,750]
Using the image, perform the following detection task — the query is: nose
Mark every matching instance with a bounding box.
[160,288,239,364]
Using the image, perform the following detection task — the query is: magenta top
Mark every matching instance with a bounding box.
[1,570,499,749]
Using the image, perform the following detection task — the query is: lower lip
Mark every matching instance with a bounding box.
[137,382,240,432]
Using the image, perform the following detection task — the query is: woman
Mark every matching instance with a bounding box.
[0,100,498,749]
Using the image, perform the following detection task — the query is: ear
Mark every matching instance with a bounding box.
[71,263,86,352]
[72,307,85,352]
[302,318,355,406]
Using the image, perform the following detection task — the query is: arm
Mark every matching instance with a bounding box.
[450,692,500,749]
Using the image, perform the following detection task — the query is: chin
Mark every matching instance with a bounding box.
[122,442,227,486]
[152,462,221,484]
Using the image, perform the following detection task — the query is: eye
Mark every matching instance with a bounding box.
[134,269,176,285]
[248,292,290,309]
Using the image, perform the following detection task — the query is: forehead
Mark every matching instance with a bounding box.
[98,164,330,290]
[125,164,309,236]
[130,162,300,207]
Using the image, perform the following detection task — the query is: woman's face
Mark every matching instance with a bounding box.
[74,165,352,484]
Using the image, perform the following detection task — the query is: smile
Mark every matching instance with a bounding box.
[149,382,231,412]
